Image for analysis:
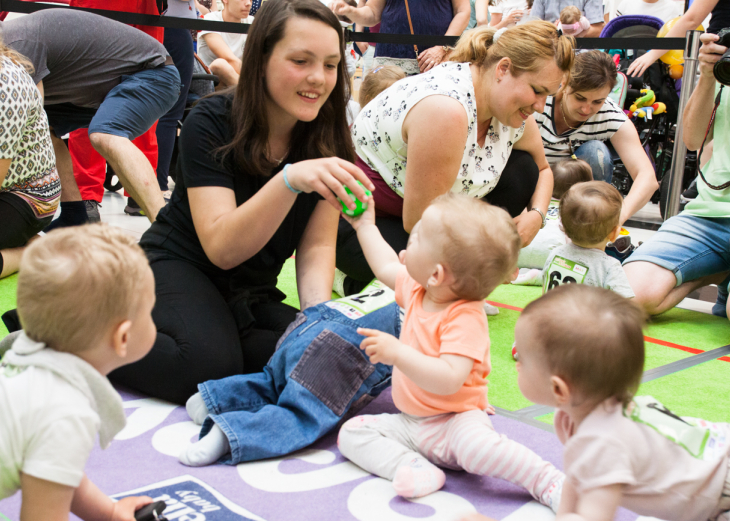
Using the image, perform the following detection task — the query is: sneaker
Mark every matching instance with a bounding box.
[124,197,145,217]
[483,301,500,316]
[606,235,637,262]
[333,268,347,298]
[511,342,518,361]
[83,200,101,223]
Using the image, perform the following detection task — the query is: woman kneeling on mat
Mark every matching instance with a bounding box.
[534,50,658,225]
[337,21,575,296]
[110,0,374,404]
[0,43,60,279]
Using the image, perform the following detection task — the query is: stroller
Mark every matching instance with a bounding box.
[600,15,695,218]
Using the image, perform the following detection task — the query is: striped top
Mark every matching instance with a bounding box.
[534,96,627,163]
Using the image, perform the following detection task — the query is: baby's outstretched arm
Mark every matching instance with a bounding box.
[72,474,152,521]
[556,481,622,521]
[344,201,402,290]
[358,328,473,395]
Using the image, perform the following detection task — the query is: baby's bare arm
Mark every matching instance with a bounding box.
[20,473,75,521]
[556,483,623,521]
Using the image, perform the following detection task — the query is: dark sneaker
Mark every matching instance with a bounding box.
[606,235,638,263]
[83,199,101,223]
[124,197,145,217]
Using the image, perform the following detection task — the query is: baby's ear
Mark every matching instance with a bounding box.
[550,375,572,406]
[111,320,133,358]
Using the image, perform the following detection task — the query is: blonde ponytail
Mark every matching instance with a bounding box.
[450,20,575,77]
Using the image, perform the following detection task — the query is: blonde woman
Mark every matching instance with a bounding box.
[336,21,575,295]
[0,43,60,279]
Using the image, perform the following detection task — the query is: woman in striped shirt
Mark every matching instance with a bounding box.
[534,51,658,225]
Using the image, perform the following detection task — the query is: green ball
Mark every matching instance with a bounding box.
[339,181,372,217]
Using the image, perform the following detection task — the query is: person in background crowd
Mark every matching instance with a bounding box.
[531,0,604,37]
[330,0,471,75]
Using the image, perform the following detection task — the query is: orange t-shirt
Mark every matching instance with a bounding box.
[391,268,491,417]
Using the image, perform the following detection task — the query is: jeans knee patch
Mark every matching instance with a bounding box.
[290,329,374,416]
[274,312,307,352]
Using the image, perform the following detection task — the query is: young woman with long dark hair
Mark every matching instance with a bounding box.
[111,0,374,404]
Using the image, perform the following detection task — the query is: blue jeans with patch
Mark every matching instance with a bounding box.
[198,302,400,464]
[624,213,730,316]
[574,140,614,183]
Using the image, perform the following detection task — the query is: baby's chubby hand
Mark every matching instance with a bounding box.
[460,515,498,521]
[358,327,403,365]
[111,496,153,521]
[342,195,376,231]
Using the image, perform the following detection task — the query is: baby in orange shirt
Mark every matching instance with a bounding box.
[338,193,564,510]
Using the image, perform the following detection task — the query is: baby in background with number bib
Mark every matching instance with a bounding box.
[514,158,593,282]
[336,193,565,510]
[542,181,634,298]
[505,285,730,521]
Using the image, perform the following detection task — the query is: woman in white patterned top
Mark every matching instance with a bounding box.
[0,44,60,279]
[336,21,575,295]
[534,51,658,225]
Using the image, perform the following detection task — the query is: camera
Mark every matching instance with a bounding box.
[713,27,730,85]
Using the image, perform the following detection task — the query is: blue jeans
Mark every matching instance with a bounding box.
[574,140,614,183]
[45,65,181,139]
[198,301,400,464]
[624,213,730,287]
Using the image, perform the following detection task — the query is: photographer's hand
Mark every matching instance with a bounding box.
[698,32,726,78]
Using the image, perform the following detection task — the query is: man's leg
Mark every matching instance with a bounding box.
[623,214,730,316]
[624,261,728,315]
[88,132,165,222]
[87,66,180,222]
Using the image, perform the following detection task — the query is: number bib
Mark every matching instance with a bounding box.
[325,280,396,320]
[626,396,729,461]
[544,256,588,292]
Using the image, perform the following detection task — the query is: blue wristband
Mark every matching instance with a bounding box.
[282,164,302,194]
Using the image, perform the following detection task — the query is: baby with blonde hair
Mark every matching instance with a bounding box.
[337,193,565,510]
[542,181,634,298]
[558,5,590,37]
[0,224,156,520]
[359,65,406,108]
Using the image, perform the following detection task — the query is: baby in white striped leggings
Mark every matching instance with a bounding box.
[336,192,564,510]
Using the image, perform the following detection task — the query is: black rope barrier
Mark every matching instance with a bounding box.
[0,0,687,50]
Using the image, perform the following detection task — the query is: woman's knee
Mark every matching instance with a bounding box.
[574,140,613,183]
[623,261,676,313]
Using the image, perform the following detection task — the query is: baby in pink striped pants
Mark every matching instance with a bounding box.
[337,193,564,510]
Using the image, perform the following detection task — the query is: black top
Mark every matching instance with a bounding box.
[709,0,730,35]
[140,94,322,302]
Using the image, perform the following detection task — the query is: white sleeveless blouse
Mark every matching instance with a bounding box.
[352,61,526,199]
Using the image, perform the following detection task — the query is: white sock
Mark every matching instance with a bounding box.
[186,392,209,425]
[483,302,500,316]
[392,457,446,498]
[179,423,230,467]
[512,268,543,286]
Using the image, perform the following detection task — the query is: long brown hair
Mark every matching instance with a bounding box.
[567,50,618,93]
[220,0,354,175]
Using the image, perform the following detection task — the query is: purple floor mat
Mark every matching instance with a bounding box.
[0,387,640,520]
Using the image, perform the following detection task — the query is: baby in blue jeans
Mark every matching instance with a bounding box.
[179,281,400,466]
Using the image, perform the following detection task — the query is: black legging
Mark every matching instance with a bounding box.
[156,28,194,191]
[0,192,53,273]
[336,150,540,295]
[109,258,298,404]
